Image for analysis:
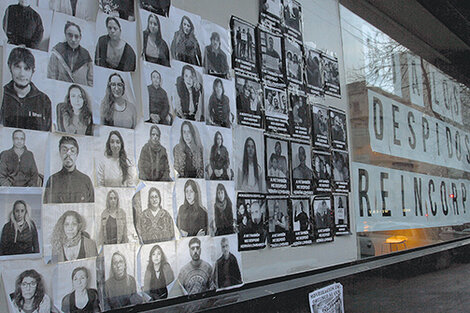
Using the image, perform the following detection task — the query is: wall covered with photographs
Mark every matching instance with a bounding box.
[0,0,356,311]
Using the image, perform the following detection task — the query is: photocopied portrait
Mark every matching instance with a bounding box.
[1,0,53,51]
[135,123,173,182]
[95,187,139,247]
[172,61,205,122]
[47,12,95,87]
[140,61,175,125]
[94,126,137,187]
[213,235,243,290]
[94,66,138,129]
[174,178,209,237]
[292,198,310,232]
[312,103,330,149]
[94,11,137,72]
[207,181,236,237]
[53,257,99,313]
[305,45,323,93]
[233,125,265,193]
[139,0,170,17]
[204,126,233,181]
[41,0,99,22]
[140,9,171,67]
[138,241,177,301]
[176,236,215,295]
[334,194,349,235]
[312,196,334,243]
[284,37,303,84]
[0,127,47,187]
[0,191,42,259]
[1,45,52,131]
[230,16,257,73]
[204,75,236,128]
[235,74,263,128]
[2,259,55,313]
[202,20,231,79]
[98,0,135,21]
[291,142,313,180]
[283,0,302,34]
[329,108,348,150]
[267,198,290,234]
[259,29,283,76]
[43,134,95,203]
[133,182,176,244]
[236,194,267,250]
[42,203,97,263]
[260,0,282,19]
[102,243,144,310]
[266,137,289,179]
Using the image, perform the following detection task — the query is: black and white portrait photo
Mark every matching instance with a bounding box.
[172,61,205,121]
[171,118,205,179]
[312,150,332,193]
[213,235,243,290]
[291,141,313,194]
[267,196,290,247]
[204,126,233,181]
[332,150,350,192]
[230,16,257,74]
[323,53,341,97]
[133,182,175,244]
[176,236,215,295]
[202,20,231,79]
[47,13,95,87]
[234,126,265,193]
[289,92,310,140]
[99,0,135,21]
[95,12,137,72]
[0,192,42,258]
[264,85,289,135]
[237,193,267,250]
[312,196,334,243]
[265,136,290,193]
[42,203,97,263]
[312,103,330,150]
[260,0,283,21]
[96,187,138,246]
[284,37,303,85]
[40,0,99,21]
[2,259,55,313]
[53,258,99,313]
[103,243,143,310]
[141,62,174,125]
[207,181,236,236]
[334,194,349,235]
[235,74,263,128]
[0,127,47,187]
[174,178,208,237]
[204,75,235,128]
[140,0,170,17]
[51,82,94,136]
[305,45,323,94]
[94,126,137,187]
[94,67,138,129]
[1,45,52,131]
[1,0,53,51]
[258,28,284,83]
[140,9,171,67]
[283,0,302,39]
[136,123,173,182]
[329,108,348,150]
[138,241,177,301]
[43,134,94,203]
[168,7,203,66]
[291,197,313,246]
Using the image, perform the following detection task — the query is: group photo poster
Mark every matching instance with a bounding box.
[230,16,258,77]
[236,192,267,251]
[265,135,290,194]
[312,150,332,194]
[263,84,290,136]
[322,52,341,98]
[304,44,324,95]
[267,194,291,248]
[283,35,304,88]
[282,0,303,42]
[235,73,264,129]
[312,195,334,243]
[290,197,313,246]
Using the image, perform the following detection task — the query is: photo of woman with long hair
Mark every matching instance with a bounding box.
[170,15,202,66]
[143,13,170,66]
[0,200,39,256]
[61,266,100,313]
[9,269,51,313]
[207,131,230,180]
[143,244,174,300]
[237,137,264,192]
[175,65,203,121]
[56,84,93,135]
[97,130,136,187]
[176,179,208,237]
[208,78,231,128]
[100,72,137,129]
[95,16,136,71]
[51,210,98,262]
[173,121,204,178]
[99,189,128,245]
[213,183,234,236]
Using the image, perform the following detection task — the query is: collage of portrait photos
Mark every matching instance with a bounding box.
[0,0,348,312]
